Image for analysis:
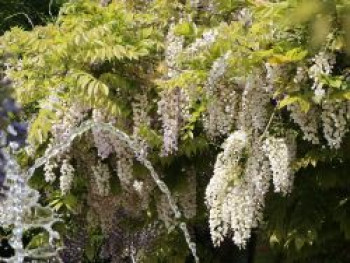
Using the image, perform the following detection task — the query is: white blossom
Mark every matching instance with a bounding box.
[60,159,75,195]
[205,130,248,246]
[203,51,238,138]
[185,28,219,56]
[288,104,320,144]
[236,8,253,27]
[132,93,150,160]
[238,75,271,132]
[133,180,144,194]
[44,158,58,183]
[321,101,349,149]
[44,104,87,183]
[263,135,296,195]
[52,103,87,142]
[206,131,272,248]
[92,109,115,159]
[157,22,190,155]
[189,0,200,9]
[293,66,308,84]
[222,145,271,248]
[92,161,111,196]
[112,138,134,188]
[308,51,335,101]
[165,22,184,79]
[158,87,190,156]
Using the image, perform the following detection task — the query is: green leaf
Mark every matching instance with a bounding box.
[174,22,195,37]
[27,232,49,249]
[63,194,78,211]
[279,95,311,113]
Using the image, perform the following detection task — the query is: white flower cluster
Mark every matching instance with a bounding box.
[133,180,144,194]
[203,52,238,138]
[288,104,320,144]
[91,109,135,189]
[44,157,58,183]
[52,103,87,142]
[263,135,296,195]
[221,145,271,248]
[238,76,270,132]
[165,23,184,79]
[158,87,190,156]
[206,130,297,248]
[60,159,75,195]
[44,104,87,184]
[207,52,231,91]
[112,138,134,189]
[308,51,335,101]
[92,109,115,159]
[132,93,150,160]
[185,28,218,57]
[92,161,111,196]
[157,23,190,155]
[131,177,155,211]
[321,101,350,149]
[293,66,308,84]
[205,130,248,246]
[204,85,238,138]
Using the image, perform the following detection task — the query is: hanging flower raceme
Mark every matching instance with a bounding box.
[288,104,320,144]
[158,87,190,156]
[184,28,219,57]
[132,93,151,160]
[263,135,297,195]
[205,130,248,246]
[92,109,115,159]
[238,75,271,133]
[158,22,190,156]
[203,51,238,138]
[308,51,336,102]
[92,161,111,196]
[60,159,75,195]
[321,100,350,149]
[222,144,271,248]
[206,129,275,248]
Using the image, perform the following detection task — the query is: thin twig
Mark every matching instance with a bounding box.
[2,13,34,29]
[49,0,54,18]
[258,109,276,143]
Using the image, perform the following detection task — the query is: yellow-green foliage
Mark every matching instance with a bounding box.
[2,0,350,262]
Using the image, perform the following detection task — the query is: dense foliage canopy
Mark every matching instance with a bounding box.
[1,0,350,262]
